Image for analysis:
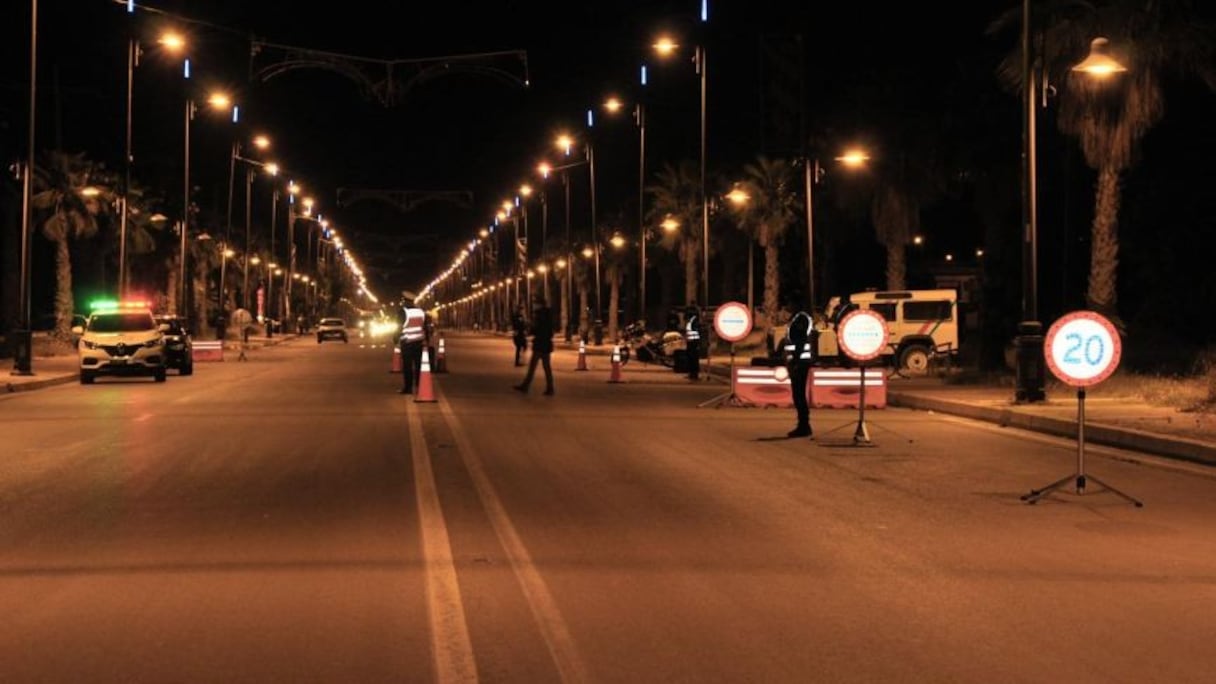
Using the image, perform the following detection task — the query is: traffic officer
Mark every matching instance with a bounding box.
[783,304,816,438]
[684,303,702,381]
[398,291,427,394]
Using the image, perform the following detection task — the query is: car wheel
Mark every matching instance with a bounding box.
[317,336,323,344]
[80,370,95,385]
[155,368,167,382]
[342,335,348,343]
[181,363,193,376]
[898,345,932,375]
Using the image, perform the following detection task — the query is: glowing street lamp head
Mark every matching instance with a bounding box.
[726,187,749,206]
[653,35,680,56]
[604,96,624,113]
[265,162,280,176]
[555,134,574,154]
[158,31,186,52]
[519,183,533,197]
[661,216,680,232]
[206,92,231,110]
[836,149,871,168]
[537,162,552,178]
[610,233,626,248]
[252,134,271,150]
[581,246,594,259]
[1072,37,1128,78]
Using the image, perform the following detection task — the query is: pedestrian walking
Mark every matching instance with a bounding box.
[782,303,817,438]
[513,298,555,395]
[511,305,528,366]
[684,302,702,381]
[398,291,427,394]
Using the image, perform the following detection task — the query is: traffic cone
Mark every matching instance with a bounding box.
[391,345,402,373]
[415,348,437,403]
[435,336,447,373]
[608,344,625,383]
[576,339,589,371]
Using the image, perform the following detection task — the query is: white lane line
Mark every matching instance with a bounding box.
[437,398,590,684]
[407,400,479,684]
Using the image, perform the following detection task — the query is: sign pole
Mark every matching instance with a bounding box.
[1021,311,1142,506]
[698,302,754,409]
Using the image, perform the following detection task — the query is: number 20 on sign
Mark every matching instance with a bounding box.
[1044,311,1122,388]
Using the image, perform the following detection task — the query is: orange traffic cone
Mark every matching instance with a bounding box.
[435,336,447,373]
[608,344,625,383]
[415,348,437,403]
[576,339,589,371]
[391,345,402,373]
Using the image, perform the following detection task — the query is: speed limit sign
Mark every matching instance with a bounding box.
[1044,311,1122,387]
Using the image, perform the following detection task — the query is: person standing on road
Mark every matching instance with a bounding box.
[514,298,555,395]
[782,304,816,438]
[684,302,702,381]
[511,305,528,367]
[398,292,427,395]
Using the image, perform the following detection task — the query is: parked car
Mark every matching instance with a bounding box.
[73,303,167,384]
[316,317,348,343]
[155,315,194,375]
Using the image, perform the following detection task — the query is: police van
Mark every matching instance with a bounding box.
[769,288,960,373]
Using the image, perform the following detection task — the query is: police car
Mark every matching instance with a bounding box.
[72,300,168,384]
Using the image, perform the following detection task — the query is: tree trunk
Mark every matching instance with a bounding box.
[560,272,569,338]
[578,285,589,338]
[682,239,698,305]
[886,243,907,291]
[54,233,74,341]
[763,241,780,334]
[166,257,179,316]
[1086,164,1121,313]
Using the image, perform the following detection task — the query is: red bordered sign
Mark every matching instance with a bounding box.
[713,301,753,343]
[1044,310,1122,387]
[837,309,889,361]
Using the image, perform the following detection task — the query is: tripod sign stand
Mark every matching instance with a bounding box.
[698,301,755,409]
[1021,311,1142,507]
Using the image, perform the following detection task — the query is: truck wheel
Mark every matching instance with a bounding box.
[898,345,932,375]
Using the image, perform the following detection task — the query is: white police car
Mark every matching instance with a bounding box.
[72,300,168,384]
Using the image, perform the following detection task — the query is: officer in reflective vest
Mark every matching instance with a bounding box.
[684,303,702,381]
[399,291,427,394]
[783,307,816,438]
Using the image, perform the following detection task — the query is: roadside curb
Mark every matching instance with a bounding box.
[5,373,78,393]
[888,392,1216,468]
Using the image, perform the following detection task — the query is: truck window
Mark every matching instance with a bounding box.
[904,301,952,322]
[870,303,897,322]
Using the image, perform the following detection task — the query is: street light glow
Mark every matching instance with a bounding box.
[158,32,186,52]
[835,149,871,167]
[653,36,679,56]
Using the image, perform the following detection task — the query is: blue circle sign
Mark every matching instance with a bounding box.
[1044,310,1121,387]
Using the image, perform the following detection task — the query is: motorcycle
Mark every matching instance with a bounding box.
[620,320,683,368]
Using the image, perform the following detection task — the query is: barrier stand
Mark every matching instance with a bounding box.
[697,344,753,408]
[607,344,625,383]
[435,336,447,373]
[575,339,589,371]
[391,345,402,373]
[414,348,437,403]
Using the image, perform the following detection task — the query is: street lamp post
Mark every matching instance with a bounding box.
[12,0,37,376]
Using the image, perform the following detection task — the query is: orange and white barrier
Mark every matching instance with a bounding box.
[608,344,625,383]
[576,339,589,371]
[415,348,436,403]
[726,365,887,409]
[811,368,886,409]
[192,340,223,362]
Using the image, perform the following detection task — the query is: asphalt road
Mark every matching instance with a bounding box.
[2,332,1215,683]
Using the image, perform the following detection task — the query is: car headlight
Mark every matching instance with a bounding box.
[82,339,98,350]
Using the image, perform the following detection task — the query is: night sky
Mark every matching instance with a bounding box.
[4,1,1216,364]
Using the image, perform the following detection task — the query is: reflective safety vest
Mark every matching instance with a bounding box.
[783,311,814,362]
[401,307,426,344]
[684,314,701,342]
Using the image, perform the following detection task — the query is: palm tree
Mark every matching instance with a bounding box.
[31,151,114,340]
[871,182,920,291]
[645,160,703,307]
[992,0,1216,314]
[735,155,801,332]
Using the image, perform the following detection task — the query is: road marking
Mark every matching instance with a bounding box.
[438,396,590,684]
[406,401,479,684]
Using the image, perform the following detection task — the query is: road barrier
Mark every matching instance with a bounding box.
[192,340,223,362]
[727,366,887,409]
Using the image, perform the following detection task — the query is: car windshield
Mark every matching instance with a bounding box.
[90,313,156,333]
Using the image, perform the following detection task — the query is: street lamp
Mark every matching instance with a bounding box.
[803,148,870,314]
[1014,0,1128,402]
[654,33,708,307]
[182,90,232,326]
[604,94,648,321]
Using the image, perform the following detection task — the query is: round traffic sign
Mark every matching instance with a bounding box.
[713,301,753,343]
[837,309,889,361]
[1044,310,1122,387]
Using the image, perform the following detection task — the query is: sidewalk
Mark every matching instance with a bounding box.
[8,330,1216,469]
